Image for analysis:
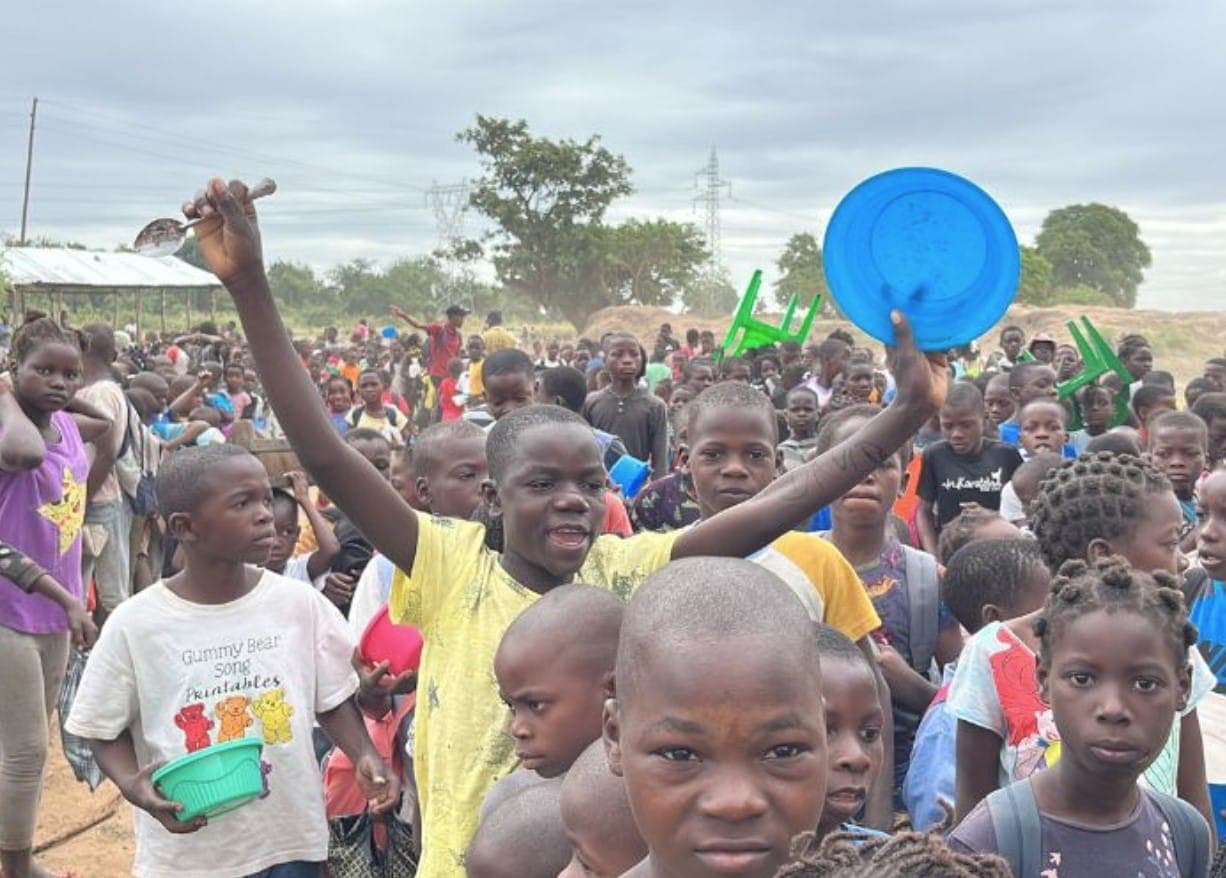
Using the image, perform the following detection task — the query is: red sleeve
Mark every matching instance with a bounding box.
[602,491,634,537]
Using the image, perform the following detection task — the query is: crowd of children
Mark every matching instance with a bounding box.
[1,178,1226,878]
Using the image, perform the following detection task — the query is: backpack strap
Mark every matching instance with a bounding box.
[985,779,1042,877]
[902,545,940,677]
[348,407,363,428]
[1148,789,1209,878]
[116,398,137,462]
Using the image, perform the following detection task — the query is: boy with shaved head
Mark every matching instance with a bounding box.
[605,557,827,878]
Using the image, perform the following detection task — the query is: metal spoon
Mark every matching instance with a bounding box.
[133,178,277,257]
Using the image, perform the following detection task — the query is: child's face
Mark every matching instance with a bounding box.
[829,419,900,527]
[1102,489,1182,575]
[1123,346,1154,381]
[983,379,1015,426]
[177,456,277,564]
[1038,608,1189,784]
[784,391,818,439]
[485,372,534,421]
[685,364,715,392]
[1082,389,1114,432]
[15,342,83,414]
[607,636,826,878]
[1195,473,1226,581]
[495,423,607,586]
[606,339,642,384]
[495,636,606,779]
[759,360,778,381]
[268,501,300,571]
[1001,330,1025,361]
[724,361,752,384]
[358,372,384,406]
[559,785,645,878]
[1053,346,1080,381]
[390,453,423,510]
[1138,396,1177,424]
[1149,425,1206,500]
[1018,402,1067,455]
[685,408,779,520]
[1205,362,1226,391]
[467,338,485,361]
[939,403,984,455]
[326,380,352,413]
[1208,417,1226,468]
[420,436,488,518]
[1015,365,1058,406]
[817,658,884,835]
[225,367,244,392]
[349,437,392,481]
[668,388,694,425]
[845,364,874,401]
[244,369,258,392]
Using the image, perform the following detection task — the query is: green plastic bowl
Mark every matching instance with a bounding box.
[151,738,265,821]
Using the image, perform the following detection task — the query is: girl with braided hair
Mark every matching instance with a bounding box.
[1,316,109,878]
[949,558,1211,877]
[948,453,1216,834]
[775,826,1009,877]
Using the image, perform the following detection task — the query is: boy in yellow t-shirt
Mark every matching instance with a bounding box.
[185,176,947,878]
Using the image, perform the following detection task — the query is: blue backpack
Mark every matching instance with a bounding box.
[985,778,1209,878]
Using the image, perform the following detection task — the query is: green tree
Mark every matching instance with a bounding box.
[773,232,834,314]
[684,271,739,317]
[607,219,708,308]
[1035,203,1151,308]
[267,261,332,310]
[1015,245,1053,305]
[458,116,633,328]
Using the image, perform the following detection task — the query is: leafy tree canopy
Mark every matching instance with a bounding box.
[1035,203,1150,308]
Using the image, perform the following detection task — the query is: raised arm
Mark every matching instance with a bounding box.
[673,312,946,560]
[390,305,428,332]
[0,375,47,471]
[287,470,341,580]
[184,178,418,576]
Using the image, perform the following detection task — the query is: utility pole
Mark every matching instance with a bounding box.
[19,97,38,245]
[424,179,472,304]
[693,147,730,277]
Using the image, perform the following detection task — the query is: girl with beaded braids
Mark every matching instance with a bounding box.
[949,558,1211,877]
[948,452,1217,836]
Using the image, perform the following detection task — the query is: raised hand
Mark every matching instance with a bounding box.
[182,179,264,288]
[888,311,948,414]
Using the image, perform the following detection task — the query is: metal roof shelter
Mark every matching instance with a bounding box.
[1,247,222,336]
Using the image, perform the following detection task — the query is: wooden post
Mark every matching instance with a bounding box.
[209,288,217,322]
[135,289,143,341]
[113,289,120,328]
[159,288,167,335]
[185,290,192,330]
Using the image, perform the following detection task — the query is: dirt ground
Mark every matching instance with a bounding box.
[582,302,1226,387]
[30,723,134,878]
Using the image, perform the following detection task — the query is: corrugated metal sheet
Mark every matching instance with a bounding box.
[1,247,219,289]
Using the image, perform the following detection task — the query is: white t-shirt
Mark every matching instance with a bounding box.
[65,570,358,878]
[348,553,396,639]
[280,553,327,591]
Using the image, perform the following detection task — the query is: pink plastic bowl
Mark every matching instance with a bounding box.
[358,606,423,676]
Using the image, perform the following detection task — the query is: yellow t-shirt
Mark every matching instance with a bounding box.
[481,326,517,353]
[390,516,680,878]
[467,360,484,398]
[747,531,881,642]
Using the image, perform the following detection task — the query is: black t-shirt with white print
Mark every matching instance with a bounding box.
[918,439,1023,527]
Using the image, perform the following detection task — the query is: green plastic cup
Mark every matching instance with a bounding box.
[151,738,265,821]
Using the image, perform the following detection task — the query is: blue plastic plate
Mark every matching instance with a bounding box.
[822,168,1019,350]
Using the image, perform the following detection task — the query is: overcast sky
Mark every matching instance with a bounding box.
[2,1,1223,311]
